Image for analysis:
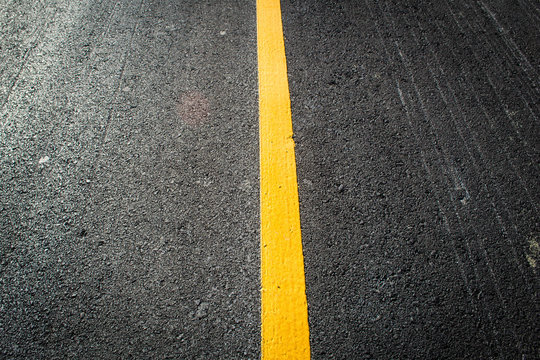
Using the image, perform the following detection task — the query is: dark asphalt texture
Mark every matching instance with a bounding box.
[284,0,539,358]
[1,0,539,359]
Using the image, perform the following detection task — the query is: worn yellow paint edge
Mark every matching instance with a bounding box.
[257,0,310,359]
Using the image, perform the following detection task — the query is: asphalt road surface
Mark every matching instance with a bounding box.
[1,0,538,359]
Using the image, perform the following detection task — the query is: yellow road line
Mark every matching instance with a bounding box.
[257,0,310,359]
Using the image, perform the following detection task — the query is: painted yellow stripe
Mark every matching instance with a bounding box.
[257,0,310,359]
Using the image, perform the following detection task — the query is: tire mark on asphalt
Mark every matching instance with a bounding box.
[468,1,540,121]
[395,80,498,355]
[517,0,540,27]
[36,0,127,168]
[395,78,472,294]
[446,0,540,120]
[443,1,539,165]
[0,0,125,190]
[521,0,540,14]
[0,1,47,76]
[400,13,539,292]
[363,0,500,354]
[434,58,539,285]
[414,13,540,215]
[94,0,145,169]
[425,54,535,286]
[463,4,540,122]
[379,2,537,352]
[365,0,468,310]
[78,0,182,250]
[2,0,133,184]
[383,4,530,351]
[0,7,57,114]
[430,19,540,210]
[373,0,528,352]
[68,0,147,309]
[399,45,518,349]
[459,80,540,211]
[445,0,540,129]
[81,0,121,81]
[477,1,538,80]
[466,0,540,91]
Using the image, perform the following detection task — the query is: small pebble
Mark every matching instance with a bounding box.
[196,302,209,319]
[39,156,49,164]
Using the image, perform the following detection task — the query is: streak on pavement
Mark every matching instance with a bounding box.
[283,0,539,358]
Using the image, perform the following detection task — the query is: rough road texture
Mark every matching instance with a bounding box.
[1,0,539,359]
[283,0,539,359]
[1,1,259,358]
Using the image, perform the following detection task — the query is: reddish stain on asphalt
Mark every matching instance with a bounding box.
[176,91,210,126]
